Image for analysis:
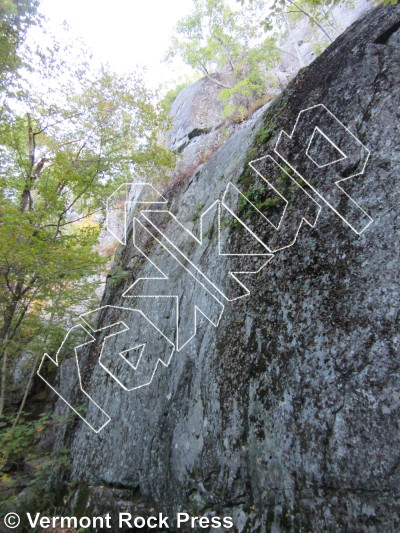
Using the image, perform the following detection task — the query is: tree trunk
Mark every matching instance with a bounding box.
[0,350,8,414]
[0,290,25,414]
[13,353,41,426]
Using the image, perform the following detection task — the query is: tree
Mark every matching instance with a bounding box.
[0,0,40,83]
[0,28,175,414]
[165,0,283,117]
[169,0,388,118]
[256,0,344,41]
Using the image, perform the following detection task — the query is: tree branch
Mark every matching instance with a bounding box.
[285,0,332,42]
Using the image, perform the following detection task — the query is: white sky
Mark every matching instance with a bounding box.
[37,0,195,89]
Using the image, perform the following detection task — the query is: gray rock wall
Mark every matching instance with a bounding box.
[52,5,400,531]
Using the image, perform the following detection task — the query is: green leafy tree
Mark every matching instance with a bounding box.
[166,0,283,117]
[0,27,174,415]
[240,0,399,40]
[0,0,40,84]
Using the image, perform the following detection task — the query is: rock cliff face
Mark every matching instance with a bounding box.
[52,5,399,531]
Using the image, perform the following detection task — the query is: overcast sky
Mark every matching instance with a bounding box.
[37,0,195,89]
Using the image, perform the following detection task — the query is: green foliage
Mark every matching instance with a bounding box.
[0,0,40,89]
[107,266,131,289]
[169,0,374,119]
[192,202,205,222]
[0,412,50,471]
[166,0,250,75]
[220,218,230,229]
[171,0,379,120]
[312,40,327,56]
[238,0,393,43]
[254,124,276,146]
[238,182,282,217]
[238,162,308,222]
[0,19,176,413]
[161,81,191,114]
[0,412,72,523]
[166,0,283,118]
